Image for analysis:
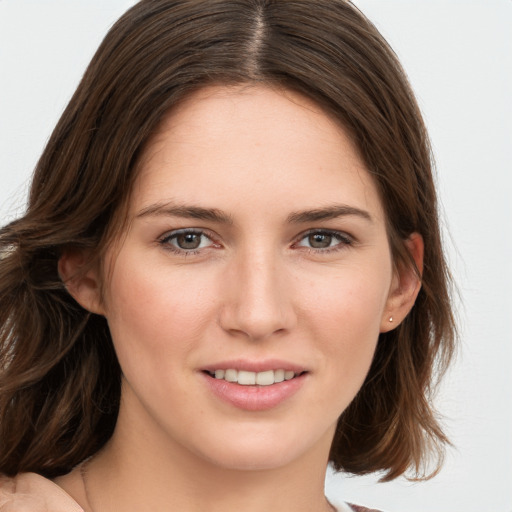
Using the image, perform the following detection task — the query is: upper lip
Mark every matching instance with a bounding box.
[201,359,308,374]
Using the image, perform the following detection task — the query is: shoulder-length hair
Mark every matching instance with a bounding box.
[0,0,455,481]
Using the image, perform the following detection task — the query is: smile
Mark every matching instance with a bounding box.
[207,369,300,386]
[202,367,307,411]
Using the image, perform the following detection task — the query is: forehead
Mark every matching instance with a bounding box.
[132,85,385,223]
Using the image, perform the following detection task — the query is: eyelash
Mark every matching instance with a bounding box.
[292,229,354,254]
[158,229,218,256]
[158,228,354,256]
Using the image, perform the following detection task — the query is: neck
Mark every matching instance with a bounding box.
[86,439,334,512]
[81,408,335,512]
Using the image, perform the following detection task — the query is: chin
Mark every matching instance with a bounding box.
[201,446,300,472]
[189,424,333,473]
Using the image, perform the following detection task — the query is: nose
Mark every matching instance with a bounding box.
[218,248,296,341]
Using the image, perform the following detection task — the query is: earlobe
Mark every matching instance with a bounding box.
[58,249,105,315]
[380,233,424,332]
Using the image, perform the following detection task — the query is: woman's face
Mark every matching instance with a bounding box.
[95,85,405,471]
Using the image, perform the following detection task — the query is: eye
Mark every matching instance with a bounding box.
[159,229,216,253]
[295,230,353,251]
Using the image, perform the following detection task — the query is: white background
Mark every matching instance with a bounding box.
[0,1,511,511]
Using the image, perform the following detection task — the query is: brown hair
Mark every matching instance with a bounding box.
[0,0,455,481]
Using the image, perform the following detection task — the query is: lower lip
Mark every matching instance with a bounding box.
[202,372,306,411]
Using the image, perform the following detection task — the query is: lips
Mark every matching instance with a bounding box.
[201,360,308,411]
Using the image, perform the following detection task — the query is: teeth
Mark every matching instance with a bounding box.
[255,370,274,386]
[211,369,300,386]
[224,369,238,382]
[284,370,295,380]
[238,370,256,385]
[274,369,285,383]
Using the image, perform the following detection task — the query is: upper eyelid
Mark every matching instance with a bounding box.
[157,227,354,248]
[158,228,219,249]
[293,228,354,242]
[159,227,214,240]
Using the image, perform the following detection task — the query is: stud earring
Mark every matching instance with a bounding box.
[389,317,393,322]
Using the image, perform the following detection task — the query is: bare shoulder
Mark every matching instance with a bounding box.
[0,473,46,510]
[0,473,83,511]
[0,474,15,489]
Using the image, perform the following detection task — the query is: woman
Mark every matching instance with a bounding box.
[0,1,455,511]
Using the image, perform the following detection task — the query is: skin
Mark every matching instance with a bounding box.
[57,85,422,512]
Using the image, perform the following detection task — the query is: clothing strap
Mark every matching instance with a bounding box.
[349,504,383,512]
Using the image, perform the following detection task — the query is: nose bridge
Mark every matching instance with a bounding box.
[220,244,295,340]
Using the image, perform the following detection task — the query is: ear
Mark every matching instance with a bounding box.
[58,248,105,315]
[380,232,424,332]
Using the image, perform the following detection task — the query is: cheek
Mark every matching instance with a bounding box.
[301,262,391,335]
[103,255,218,367]
[298,263,391,379]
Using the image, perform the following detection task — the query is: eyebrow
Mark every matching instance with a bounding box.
[136,202,234,224]
[136,201,372,225]
[287,205,373,224]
